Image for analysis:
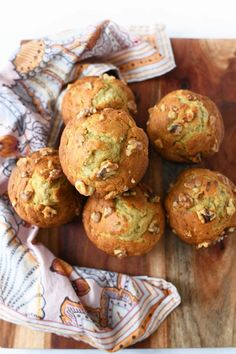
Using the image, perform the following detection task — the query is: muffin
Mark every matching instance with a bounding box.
[8,147,81,228]
[61,74,137,124]
[59,108,149,199]
[83,185,165,257]
[165,168,236,248]
[147,90,224,162]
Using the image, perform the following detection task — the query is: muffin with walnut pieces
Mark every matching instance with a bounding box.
[83,184,165,257]
[59,108,149,199]
[61,74,137,124]
[8,148,81,228]
[147,90,224,162]
[165,168,236,248]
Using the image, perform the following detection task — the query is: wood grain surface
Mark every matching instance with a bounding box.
[1,38,236,349]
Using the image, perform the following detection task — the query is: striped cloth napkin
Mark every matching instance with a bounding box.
[0,20,180,351]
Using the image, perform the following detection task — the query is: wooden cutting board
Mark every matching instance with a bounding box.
[1,38,236,349]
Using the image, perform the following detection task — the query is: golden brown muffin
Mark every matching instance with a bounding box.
[147,90,224,162]
[83,184,165,257]
[8,147,81,228]
[61,74,137,124]
[59,108,149,199]
[165,168,236,248]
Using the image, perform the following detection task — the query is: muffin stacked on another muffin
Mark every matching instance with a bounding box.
[147,89,224,162]
[8,147,81,228]
[59,108,149,199]
[83,184,165,257]
[61,74,137,125]
[165,168,236,248]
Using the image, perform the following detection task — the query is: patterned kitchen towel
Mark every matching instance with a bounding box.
[0,20,179,351]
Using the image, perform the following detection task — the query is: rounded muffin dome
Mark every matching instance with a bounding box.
[8,147,81,228]
[147,89,224,162]
[61,74,137,124]
[83,184,165,257]
[165,168,236,248]
[59,108,149,199]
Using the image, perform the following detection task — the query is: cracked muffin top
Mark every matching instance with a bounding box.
[165,168,236,248]
[83,184,165,257]
[8,147,81,228]
[61,74,137,125]
[59,108,149,199]
[147,89,224,162]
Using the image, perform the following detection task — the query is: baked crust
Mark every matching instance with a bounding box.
[59,108,149,199]
[62,74,137,124]
[147,90,224,162]
[83,184,165,257]
[165,168,236,247]
[8,147,81,228]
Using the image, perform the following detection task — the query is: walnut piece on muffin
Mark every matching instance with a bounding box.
[61,74,137,124]
[59,108,149,199]
[83,184,165,257]
[8,147,82,228]
[147,89,224,162]
[165,168,236,248]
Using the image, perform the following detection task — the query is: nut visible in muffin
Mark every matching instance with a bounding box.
[83,184,165,257]
[59,108,149,199]
[8,147,82,228]
[61,74,137,124]
[165,168,236,248]
[147,90,224,162]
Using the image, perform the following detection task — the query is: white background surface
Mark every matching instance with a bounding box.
[0,0,236,69]
[1,0,236,353]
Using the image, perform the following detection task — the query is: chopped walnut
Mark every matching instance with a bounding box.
[148,220,160,234]
[75,180,94,196]
[184,230,192,238]
[17,157,28,167]
[103,207,114,218]
[177,193,193,208]
[184,178,201,189]
[154,138,163,149]
[21,171,30,178]
[40,148,54,156]
[20,190,34,202]
[167,124,182,135]
[160,103,166,112]
[114,249,127,258]
[167,110,177,119]
[76,107,96,119]
[42,206,57,218]
[196,242,210,249]
[96,161,119,180]
[196,208,216,223]
[126,139,143,156]
[105,191,117,200]
[49,169,63,181]
[131,178,136,184]
[91,211,101,223]
[226,198,235,216]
